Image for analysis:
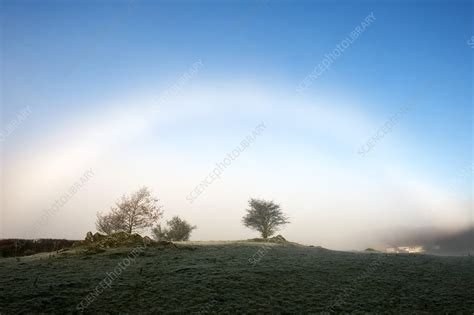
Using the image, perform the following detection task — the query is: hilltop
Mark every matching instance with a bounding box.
[0,239,473,313]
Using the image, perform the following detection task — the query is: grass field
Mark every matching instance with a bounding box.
[1,241,473,313]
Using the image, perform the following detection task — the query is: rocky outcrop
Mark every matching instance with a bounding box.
[80,231,175,251]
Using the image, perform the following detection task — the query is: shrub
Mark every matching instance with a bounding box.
[152,216,196,241]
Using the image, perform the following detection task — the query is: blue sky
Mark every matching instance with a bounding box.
[1,0,472,249]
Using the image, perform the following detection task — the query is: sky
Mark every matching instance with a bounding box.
[0,0,472,250]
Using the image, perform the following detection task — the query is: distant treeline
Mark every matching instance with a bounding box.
[0,239,77,257]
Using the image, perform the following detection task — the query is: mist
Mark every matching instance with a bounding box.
[2,83,471,251]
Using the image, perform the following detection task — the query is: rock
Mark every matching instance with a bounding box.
[92,232,105,242]
[78,231,179,253]
[85,232,94,243]
[131,233,144,242]
[271,235,287,243]
[143,236,152,245]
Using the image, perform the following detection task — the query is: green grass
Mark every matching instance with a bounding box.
[0,241,473,313]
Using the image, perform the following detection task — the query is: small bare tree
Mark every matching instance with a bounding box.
[96,187,163,234]
[96,211,125,235]
[242,198,289,239]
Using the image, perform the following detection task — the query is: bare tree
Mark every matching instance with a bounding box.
[152,216,196,241]
[96,211,125,235]
[242,198,289,239]
[96,187,163,234]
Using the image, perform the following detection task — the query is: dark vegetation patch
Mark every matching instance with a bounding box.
[0,239,77,258]
[0,232,180,258]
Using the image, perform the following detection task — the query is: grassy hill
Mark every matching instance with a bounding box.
[0,240,473,313]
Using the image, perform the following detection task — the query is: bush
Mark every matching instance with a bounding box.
[152,216,196,241]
